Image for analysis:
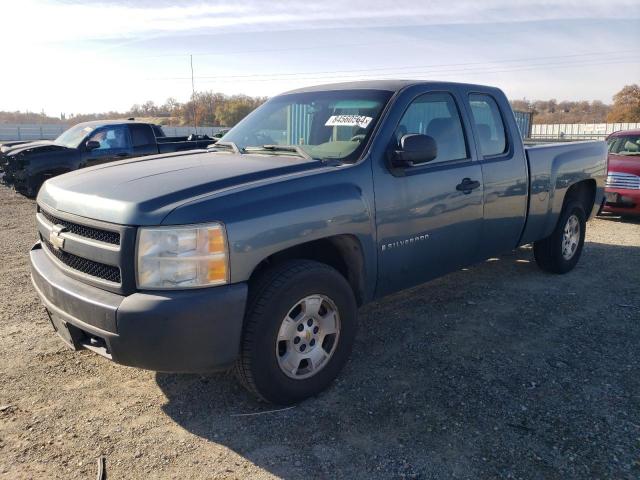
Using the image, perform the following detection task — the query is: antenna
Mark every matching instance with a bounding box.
[190,54,198,134]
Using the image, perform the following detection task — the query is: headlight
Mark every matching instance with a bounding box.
[136,223,228,289]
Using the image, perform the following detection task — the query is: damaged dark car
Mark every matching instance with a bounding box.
[0,120,215,196]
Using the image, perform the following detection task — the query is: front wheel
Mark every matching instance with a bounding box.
[235,260,357,404]
[533,201,586,274]
[23,175,45,198]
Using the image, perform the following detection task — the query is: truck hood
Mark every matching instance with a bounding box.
[608,153,640,176]
[38,150,324,225]
[1,140,72,157]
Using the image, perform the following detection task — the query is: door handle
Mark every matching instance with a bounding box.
[456,178,480,193]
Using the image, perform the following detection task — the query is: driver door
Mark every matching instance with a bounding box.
[372,88,484,296]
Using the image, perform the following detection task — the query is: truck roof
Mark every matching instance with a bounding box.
[283,79,501,95]
[71,119,159,128]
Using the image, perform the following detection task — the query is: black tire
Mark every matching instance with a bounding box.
[23,176,44,198]
[533,201,586,274]
[234,260,357,404]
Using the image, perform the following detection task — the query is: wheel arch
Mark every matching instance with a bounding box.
[247,234,369,306]
[563,179,596,220]
[538,178,596,239]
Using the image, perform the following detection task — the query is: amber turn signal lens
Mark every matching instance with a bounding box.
[208,228,225,253]
[207,258,227,283]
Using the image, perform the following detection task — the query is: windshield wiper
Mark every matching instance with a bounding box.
[207,141,242,153]
[244,144,313,160]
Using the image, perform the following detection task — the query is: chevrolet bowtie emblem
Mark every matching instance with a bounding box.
[49,225,66,250]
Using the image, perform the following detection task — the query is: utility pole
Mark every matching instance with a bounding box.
[190,54,197,134]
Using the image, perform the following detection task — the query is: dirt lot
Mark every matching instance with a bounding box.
[0,184,638,480]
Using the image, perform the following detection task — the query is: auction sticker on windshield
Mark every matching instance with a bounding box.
[325,115,373,129]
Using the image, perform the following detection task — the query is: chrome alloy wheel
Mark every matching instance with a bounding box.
[562,214,581,260]
[275,294,341,380]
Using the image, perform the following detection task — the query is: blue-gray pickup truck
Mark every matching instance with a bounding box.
[30,81,607,404]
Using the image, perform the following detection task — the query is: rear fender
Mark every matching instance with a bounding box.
[519,141,606,245]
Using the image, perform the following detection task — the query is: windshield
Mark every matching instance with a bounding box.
[55,124,96,148]
[221,89,392,162]
[607,135,640,156]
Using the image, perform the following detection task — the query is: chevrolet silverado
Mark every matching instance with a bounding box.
[29,81,607,404]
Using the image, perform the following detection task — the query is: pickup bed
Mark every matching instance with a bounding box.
[29,80,607,404]
[0,120,214,196]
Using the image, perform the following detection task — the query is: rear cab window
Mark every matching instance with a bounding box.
[130,124,156,147]
[152,125,165,138]
[468,94,508,157]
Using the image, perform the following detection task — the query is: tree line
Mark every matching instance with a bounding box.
[510,84,640,124]
[1,84,638,127]
[128,92,267,127]
[0,92,268,128]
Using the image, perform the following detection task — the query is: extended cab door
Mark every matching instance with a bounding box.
[83,125,132,167]
[462,90,528,259]
[129,123,161,157]
[372,86,484,296]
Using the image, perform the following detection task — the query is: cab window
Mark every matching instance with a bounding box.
[87,126,130,151]
[394,92,468,163]
[468,94,507,157]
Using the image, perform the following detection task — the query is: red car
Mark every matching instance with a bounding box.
[603,129,640,217]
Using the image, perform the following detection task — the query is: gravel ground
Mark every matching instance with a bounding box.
[0,183,638,480]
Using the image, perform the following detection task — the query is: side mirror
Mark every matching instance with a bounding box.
[392,134,437,167]
[85,140,100,151]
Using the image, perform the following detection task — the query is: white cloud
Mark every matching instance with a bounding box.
[1,0,638,114]
[2,0,638,44]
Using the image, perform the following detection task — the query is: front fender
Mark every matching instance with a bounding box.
[21,149,81,177]
[161,162,377,296]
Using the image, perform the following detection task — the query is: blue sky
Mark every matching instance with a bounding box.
[1,0,639,116]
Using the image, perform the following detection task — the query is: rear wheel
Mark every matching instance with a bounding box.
[235,260,357,404]
[533,201,586,274]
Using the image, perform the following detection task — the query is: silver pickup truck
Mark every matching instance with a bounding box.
[29,80,607,404]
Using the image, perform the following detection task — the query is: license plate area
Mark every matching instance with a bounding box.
[47,310,81,350]
[605,192,619,203]
[46,309,113,358]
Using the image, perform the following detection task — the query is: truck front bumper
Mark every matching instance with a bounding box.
[602,188,640,216]
[30,243,248,373]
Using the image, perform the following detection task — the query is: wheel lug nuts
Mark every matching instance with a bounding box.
[313,326,319,334]
[300,344,306,351]
[297,324,304,332]
[307,319,313,326]
[293,337,300,344]
[310,339,315,347]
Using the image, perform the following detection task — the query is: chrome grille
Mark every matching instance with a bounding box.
[36,203,135,293]
[39,208,121,245]
[606,172,640,190]
[40,234,121,283]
